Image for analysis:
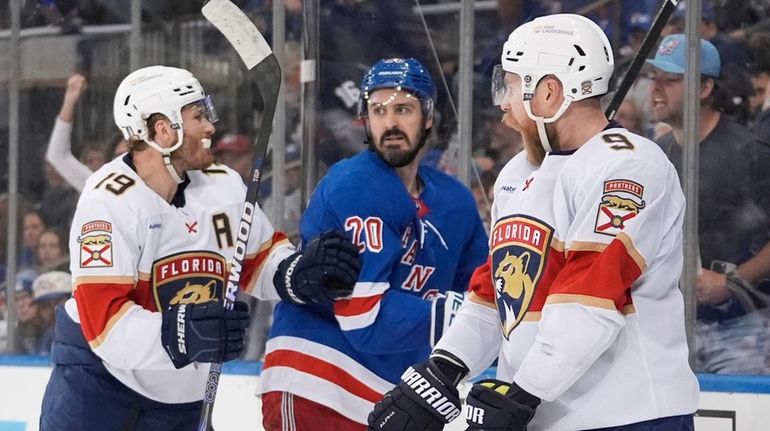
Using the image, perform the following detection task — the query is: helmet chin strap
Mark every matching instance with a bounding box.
[523,97,572,153]
[145,128,186,184]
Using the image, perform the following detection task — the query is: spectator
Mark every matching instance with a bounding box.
[46,74,95,193]
[36,229,69,273]
[747,31,770,139]
[647,34,770,374]
[665,1,752,70]
[12,280,43,354]
[31,271,72,355]
[20,209,46,270]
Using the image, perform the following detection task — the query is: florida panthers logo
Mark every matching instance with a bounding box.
[169,280,218,305]
[594,179,646,236]
[490,215,553,338]
[151,251,226,310]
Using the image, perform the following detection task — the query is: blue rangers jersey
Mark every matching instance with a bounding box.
[258,149,488,423]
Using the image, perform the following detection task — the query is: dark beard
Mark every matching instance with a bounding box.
[369,126,428,168]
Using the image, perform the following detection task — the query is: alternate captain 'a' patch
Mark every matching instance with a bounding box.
[490,215,553,339]
[79,220,113,268]
[151,251,227,311]
[594,179,646,236]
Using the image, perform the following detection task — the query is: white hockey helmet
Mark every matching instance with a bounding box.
[113,65,217,182]
[492,14,614,151]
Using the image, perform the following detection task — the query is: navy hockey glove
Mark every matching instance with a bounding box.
[465,379,540,431]
[161,300,250,369]
[368,356,466,431]
[275,230,362,305]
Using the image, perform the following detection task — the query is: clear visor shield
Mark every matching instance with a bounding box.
[492,64,511,106]
[492,64,507,106]
[189,95,219,124]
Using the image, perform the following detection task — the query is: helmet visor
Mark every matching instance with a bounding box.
[186,95,219,124]
[491,65,507,106]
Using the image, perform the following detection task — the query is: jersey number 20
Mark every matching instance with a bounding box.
[344,216,383,253]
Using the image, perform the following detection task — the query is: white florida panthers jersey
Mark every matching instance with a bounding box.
[437,126,699,430]
[64,155,294,403]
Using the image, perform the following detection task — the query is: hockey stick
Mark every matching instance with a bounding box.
[604,0,680,120]
[199,0,281,429]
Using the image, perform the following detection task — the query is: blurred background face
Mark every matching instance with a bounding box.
[81,147,106,171]
[751,72,770,113]
[15,291,38,323]
[23,212,45,249]
[37,231,65,268]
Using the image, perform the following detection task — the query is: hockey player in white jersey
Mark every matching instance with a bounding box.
[368,14,699,431]
[39,65,361,431]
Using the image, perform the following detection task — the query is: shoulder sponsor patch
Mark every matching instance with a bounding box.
[79,220,113,268]
[491,215,553,339]
[594,179,646,236]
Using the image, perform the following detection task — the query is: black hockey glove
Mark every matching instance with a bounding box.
[161,300,250,369]
[465,379,541,431]
[274,230,362,305]
[368,356,465,431]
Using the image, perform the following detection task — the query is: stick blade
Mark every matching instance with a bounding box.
[202,0,273,69]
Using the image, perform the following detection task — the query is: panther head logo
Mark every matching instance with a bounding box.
[494,251,534,300]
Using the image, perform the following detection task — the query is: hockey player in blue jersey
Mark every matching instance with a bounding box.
[258,58,489,430]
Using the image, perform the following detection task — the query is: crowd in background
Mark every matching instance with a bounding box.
[2,0,770,374]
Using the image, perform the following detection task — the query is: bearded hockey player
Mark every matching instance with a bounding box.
[39,65,361,430]
[258,57,488,430]
[369,14,699,431]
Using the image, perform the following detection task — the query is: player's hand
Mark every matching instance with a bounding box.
[464,379,540,431]
[161,300,250,369]
[367,358,462,431]
[274,230,361,305]
[63,74,87,104]
[697,269,731,305]
[430,291,465,346]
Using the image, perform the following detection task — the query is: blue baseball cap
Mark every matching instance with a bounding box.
[645,34,721,78]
